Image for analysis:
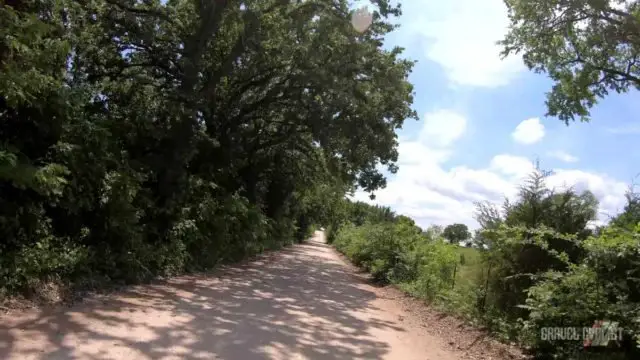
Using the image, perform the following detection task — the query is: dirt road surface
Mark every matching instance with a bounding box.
[0,232,515,360]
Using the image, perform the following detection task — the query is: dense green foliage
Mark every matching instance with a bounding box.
[501,0,640,123]
[332,169,640,359]
[333,201,460,299]
[0,0,416,297]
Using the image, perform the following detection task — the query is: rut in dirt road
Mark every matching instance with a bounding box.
[0,231,461,360]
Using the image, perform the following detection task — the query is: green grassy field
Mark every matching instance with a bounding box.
[454,246,483,287]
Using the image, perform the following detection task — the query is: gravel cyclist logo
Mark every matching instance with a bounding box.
[583,320,623,348]
[540,320,623,347]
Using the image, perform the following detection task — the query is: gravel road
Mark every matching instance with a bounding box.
[0,231,505,360]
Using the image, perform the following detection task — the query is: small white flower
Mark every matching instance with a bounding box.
[351,7,373,33]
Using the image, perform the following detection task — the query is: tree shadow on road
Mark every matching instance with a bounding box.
[0,240,404,359]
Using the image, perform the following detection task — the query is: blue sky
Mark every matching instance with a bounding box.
[352,0,640,229]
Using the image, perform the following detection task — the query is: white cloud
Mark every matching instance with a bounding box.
[546,170,628,220]
[402,0,523,87]
[512,118,545,144]
[490,154,536,178]
[397,141,451,166]
[419,110,467,147]
[547,150,579,163]
[354,111,627,230]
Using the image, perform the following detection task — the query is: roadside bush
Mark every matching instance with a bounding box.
[520,225,640,359]
[400,239,458,302]
[334,221,421,282]
[334,220,459,300]
[2,236,89,293]
[329,174,640,360]
[334,223,380,271]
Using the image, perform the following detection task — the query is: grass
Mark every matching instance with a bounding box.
[454,246,483,287]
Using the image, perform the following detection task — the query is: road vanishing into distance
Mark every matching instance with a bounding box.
[1,232,483,360]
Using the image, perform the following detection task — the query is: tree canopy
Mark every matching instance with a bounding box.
[442,223,471,243]
[501,0,640,123]
[0,0,417,292]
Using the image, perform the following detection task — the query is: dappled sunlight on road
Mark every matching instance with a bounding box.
[0,232,458,360]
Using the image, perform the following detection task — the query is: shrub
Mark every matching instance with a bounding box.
[334,221,458,299]
[401,239,458,302]
[520,226,640,359]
